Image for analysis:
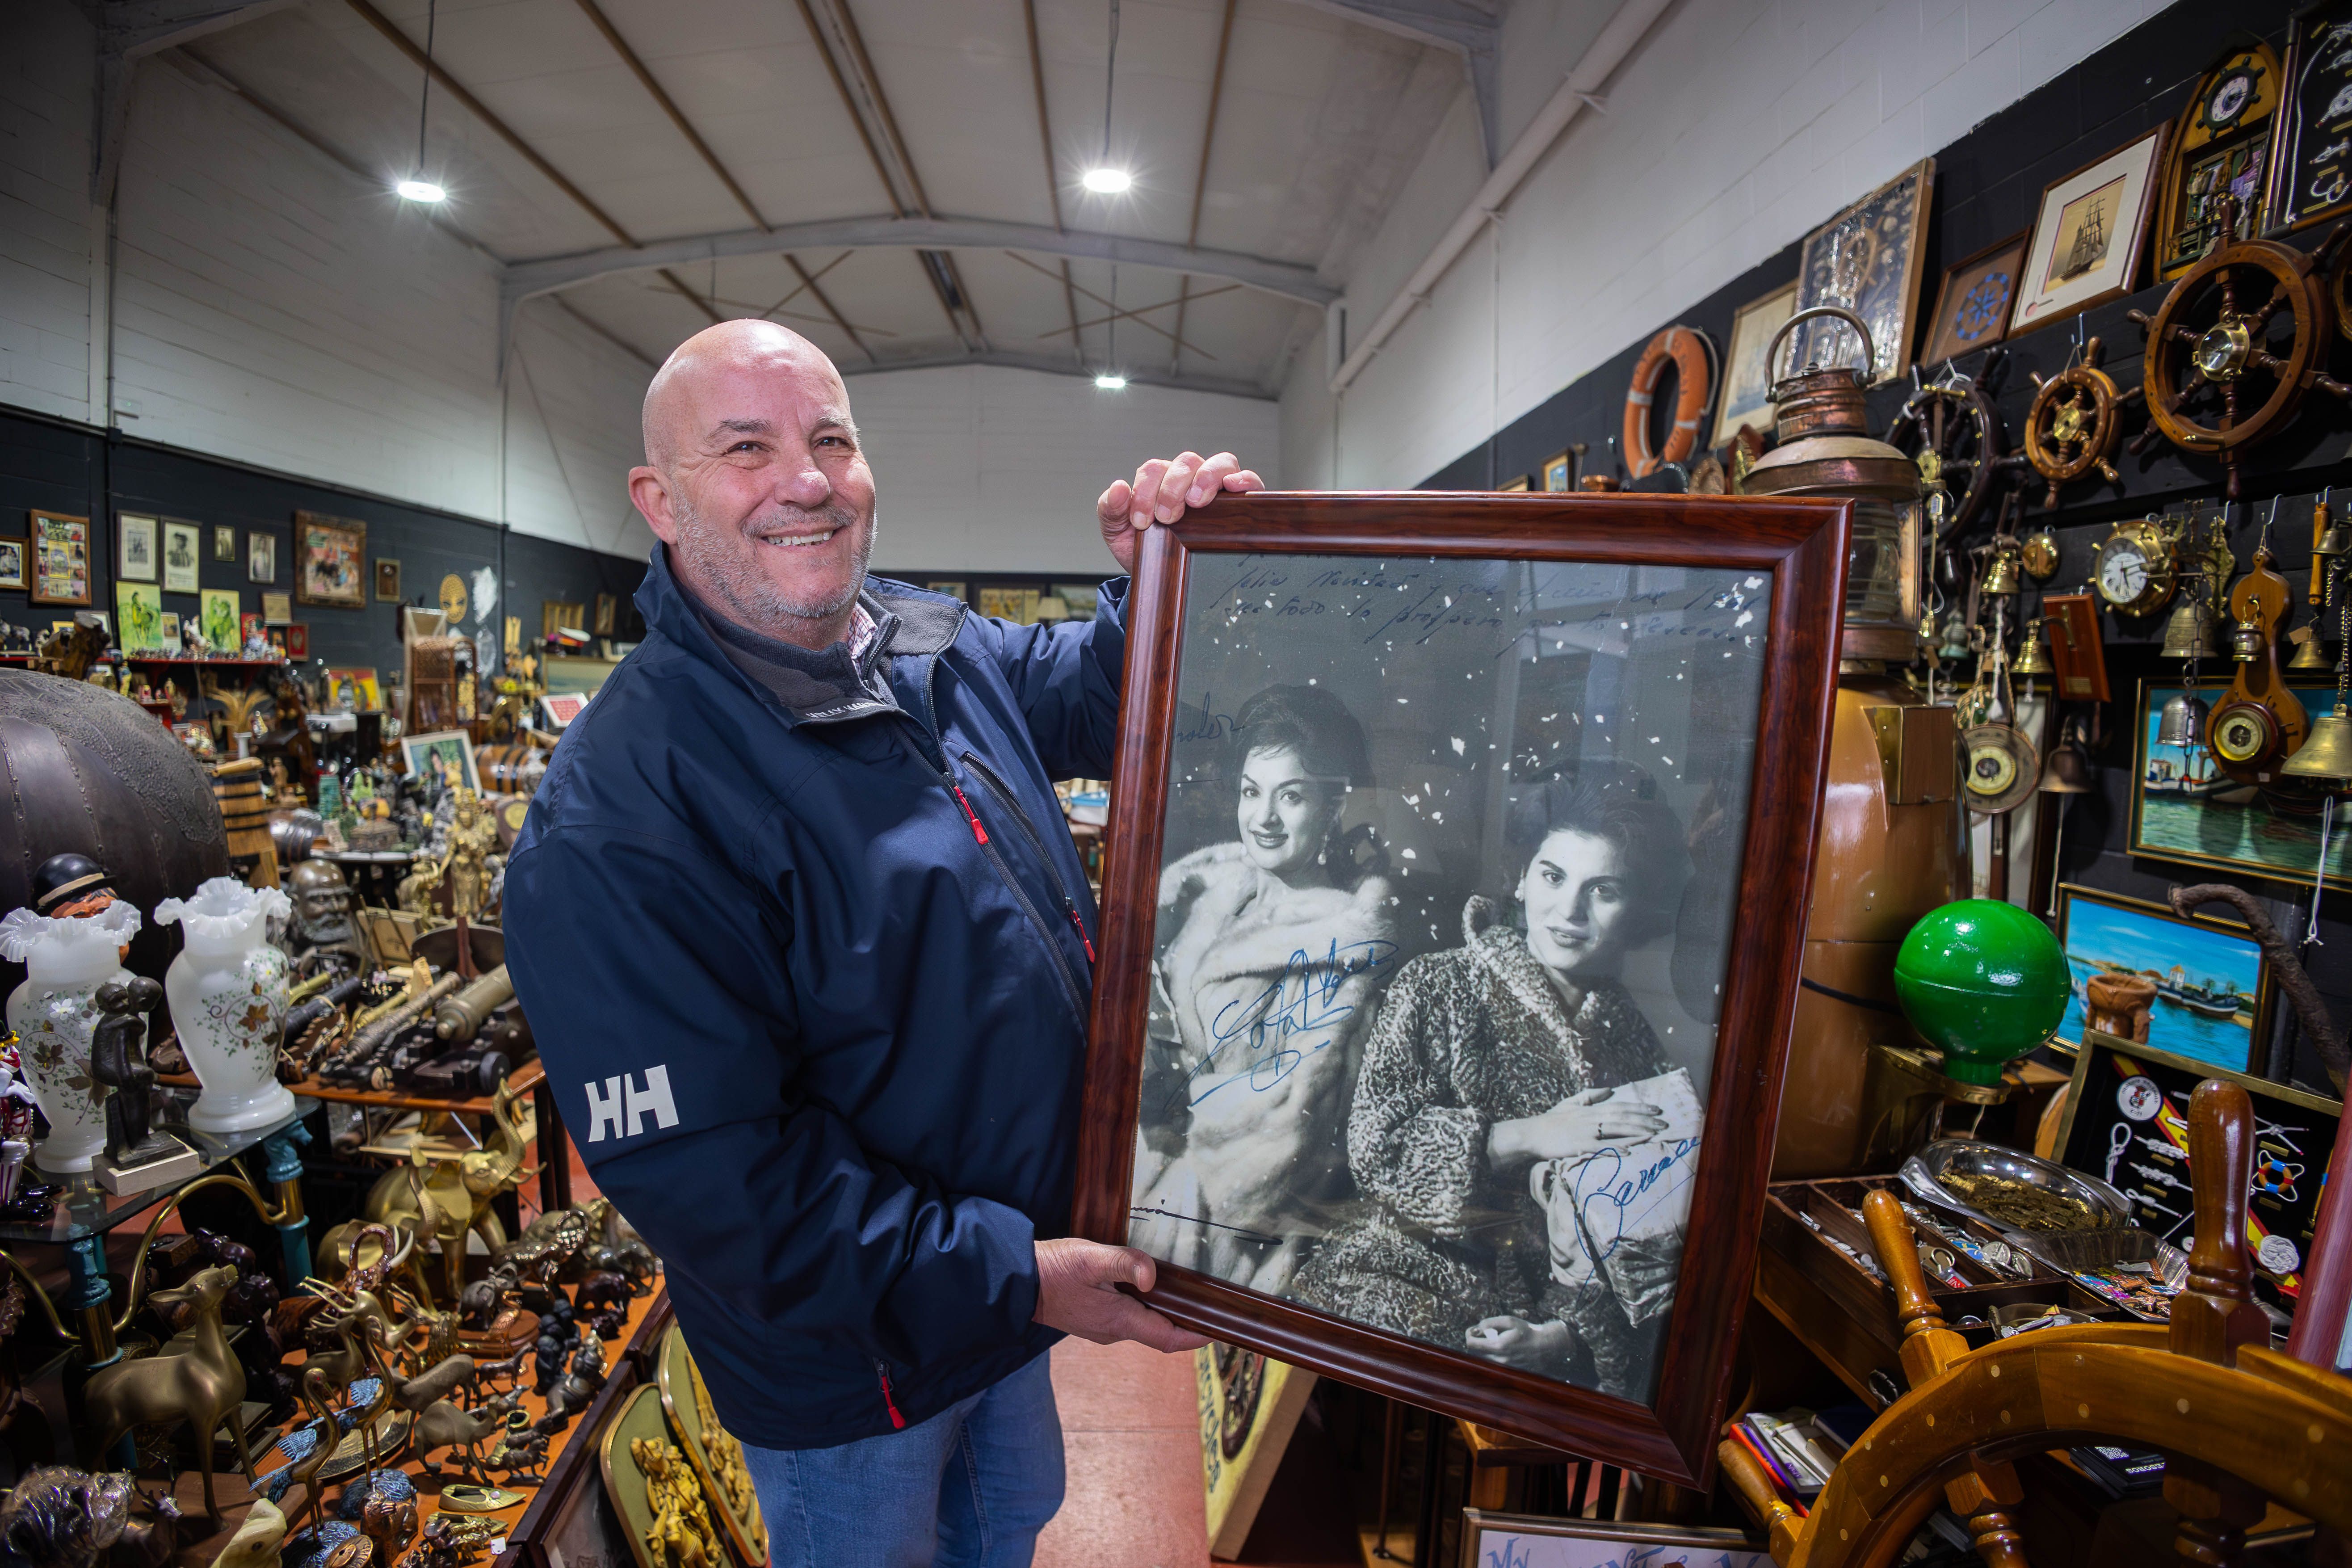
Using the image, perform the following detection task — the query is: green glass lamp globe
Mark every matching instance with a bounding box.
[1893,899,2069,1085]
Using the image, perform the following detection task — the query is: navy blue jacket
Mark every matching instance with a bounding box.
[504,545,1119,1449]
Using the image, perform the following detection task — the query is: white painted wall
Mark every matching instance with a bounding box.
[847,362,1279,576]
[1283,0,2177,490]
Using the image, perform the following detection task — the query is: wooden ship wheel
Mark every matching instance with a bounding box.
[2128,201,2352,498]
[1886,352,2008,536]
[1722,1080,2352,1568]
[2022,336,2138,508]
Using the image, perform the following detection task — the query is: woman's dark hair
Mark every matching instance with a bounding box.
[1508,765,1688,940]
[1225,685,1374,793]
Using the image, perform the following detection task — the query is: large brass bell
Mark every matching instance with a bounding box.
[2012,619,2054,678]
[2039,725,2095,793]
[1980,546,2021,597]
[2281,702,2352,782]
[2160,596,2218,660]
[2157,689,2210,747]
[2289,625,2334,671]
[2315,517,2352,564]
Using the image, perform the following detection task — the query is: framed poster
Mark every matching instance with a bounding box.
[1458,1511,1768,1568]
[1792,159,1932,385]
[2268,2,2352,233]
[213,524,237,563]
[977,587,1038,624]
[159,612,181,644]
[325,667,381,711]
[118,513,158,582]
[2054,1033,2339,1321]
[1710,282,1799,448]
[2129,680,2352,883]
[595,593,617,636]
[2156,43,2282,280]
[924,580,968,601]
[1197,1344,1315,1558]
[1541,450,1576,493]
[262,591,292,624]
[240,612,263,647]
[2012,128,2167,335]
[1071,492,1849,1480]
[199,588,240,653]
[1919,231,2029,366]
[114,583,165,653]
[375,559,401,602]
[1497,473,1533,492]
[0,537,25,592]
[294,512,363,606]
[30,512,91,606]
[249,531,277,585]
[286,624,309,658]
[161,518,200,593]
[402,728,479,794]
[2053,883,2272,1071]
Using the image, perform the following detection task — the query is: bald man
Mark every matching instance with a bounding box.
[504,320,1261,1568]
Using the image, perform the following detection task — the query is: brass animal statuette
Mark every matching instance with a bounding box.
[79,1264,255,1518]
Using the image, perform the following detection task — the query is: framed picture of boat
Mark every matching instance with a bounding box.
[2053,884,2272,1072]
[2130,680,2352,885]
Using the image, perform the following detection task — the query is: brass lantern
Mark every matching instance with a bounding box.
[1740,306,1925,662]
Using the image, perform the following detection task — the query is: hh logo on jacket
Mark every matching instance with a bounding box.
[584,1065,680,1142]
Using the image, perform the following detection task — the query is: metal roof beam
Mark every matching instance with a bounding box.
[1279,0,1500,168]
[839,348,1274,403]
[92,0,299,201]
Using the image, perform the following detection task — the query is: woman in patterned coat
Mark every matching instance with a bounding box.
[1293,772,1688,1400]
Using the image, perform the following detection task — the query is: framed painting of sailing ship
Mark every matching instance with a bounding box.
[2129,679,2352,884]
[2053,884,2272,1072]
[1071,491,1851,1484]
[2011,128,2168,336]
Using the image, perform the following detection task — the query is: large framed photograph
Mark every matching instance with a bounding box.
[1458,1510,1768,1567]
[2268,3,2352,234]
[1791,159,1932,385]
[118,512,158,583]
[2054,883,2272,1072]
[293,511,365,607]
[1711,282,1799,448]
[2129,679,2352,884]
[2012,128,2167,335]
[1072,493,1848,1480]
[30,512,91,607]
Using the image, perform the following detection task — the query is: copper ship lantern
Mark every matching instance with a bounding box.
[1745,307,1965,1178]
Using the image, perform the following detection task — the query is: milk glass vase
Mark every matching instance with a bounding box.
[155,879,295,1134]
[0,900,141,1173]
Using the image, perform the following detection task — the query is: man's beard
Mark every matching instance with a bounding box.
[670,496,876,631]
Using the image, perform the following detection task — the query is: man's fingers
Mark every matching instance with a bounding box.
[1190,452,1243,504]
[1097,479,1133,526]
[1155,452,1205,521]
[1130,460,1169,526]
[1223,467,1264,492]
[1119,1299,1210,1354]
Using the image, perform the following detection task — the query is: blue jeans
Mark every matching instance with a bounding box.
[739,1354,1066,1568]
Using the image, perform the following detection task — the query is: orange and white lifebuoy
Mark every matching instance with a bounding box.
[1623,326,1714,479]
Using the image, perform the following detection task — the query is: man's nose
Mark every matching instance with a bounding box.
[777,450,834,509]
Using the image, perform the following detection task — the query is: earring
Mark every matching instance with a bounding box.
[1317,844,1328,866]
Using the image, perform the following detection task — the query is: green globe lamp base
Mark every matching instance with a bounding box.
[1892,899,2071,1085]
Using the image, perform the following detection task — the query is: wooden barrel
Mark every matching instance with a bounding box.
[212,757,280,888]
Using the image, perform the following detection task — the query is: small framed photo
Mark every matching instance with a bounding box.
[240,612,264,646]
[1458,1510,1768,1567]
[1793,159,1933,384]
[31,511,91,606]
[402,728,479,794]
[1712,281,1799,448]
[2054,883,2272,1072]
[594,593,616,635]
[0,537,26,591]
[162,518,201,594]
[924,580,968,601]
[199,588,240,652]
[262,591,293,624]
[249,530,277,585]
[1495,472,1531,492]
[1919,231,2029,367]
[159,611,181,644]
[118,513,158,583]
[325,666,381,711]
[294,511,365,607]
[213,524,238,563]
[2012,126,2168,335]
[1540,450,1575,492]
[286,623,309,659]
[375,558,402,602]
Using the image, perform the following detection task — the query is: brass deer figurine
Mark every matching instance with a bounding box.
[361,1082,537,1303]
[80,1264,256,1518]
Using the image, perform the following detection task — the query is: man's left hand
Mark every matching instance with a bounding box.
[1097,451,1264,575]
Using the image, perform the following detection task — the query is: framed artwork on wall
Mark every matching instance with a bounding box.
[2052,883,2272,1072]
[403,728,479,794]
[2129,679,2351,884]
[261,591,292,624]
[1711,282,1799,448]
[115,583,164,653]
[924,580,968,601]
[2267,2,2352,233]
[1541,450,1576,492]
[294,511,365,607]
[1792,158,1932,385]
[0,537,25,592]
[1070,492,1848,1479]
[1919,231,2029,366]
[375,559,402,602]
[160,612,181,644]
[162,518,200,594]
[2155,43,2282,279]
[2011,128,2167,335]
[1457,1511,1769,1568]
[213,525,237,563]
[286,624,309,659]
[249,531,277,585]
[594,593,617,635]
[118,513,158,582]
[30,512,91,606]
[199,589,240,653]
[1496,473,1531,492]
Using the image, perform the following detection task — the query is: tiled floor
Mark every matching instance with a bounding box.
[1036,1336,1212,1568]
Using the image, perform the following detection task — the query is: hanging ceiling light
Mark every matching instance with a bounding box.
[397,0,446,203]
[1094,374,1128,391]
[1081,0,1132,196]
[1081,167,1133,194]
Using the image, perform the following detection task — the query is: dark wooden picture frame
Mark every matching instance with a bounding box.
[2266,0,2352,234]
[2011,126,2169,336]
[1069,492,1850,1484]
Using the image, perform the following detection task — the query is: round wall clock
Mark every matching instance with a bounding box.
[2092,518,2177,614]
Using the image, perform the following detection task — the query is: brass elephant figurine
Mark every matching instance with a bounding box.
[360,1081,536,1305]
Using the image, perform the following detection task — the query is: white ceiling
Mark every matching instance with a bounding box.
[175,0,1470,394]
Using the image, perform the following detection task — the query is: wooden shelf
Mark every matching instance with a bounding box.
[118,656,290,667]
[158,1058,546,1117]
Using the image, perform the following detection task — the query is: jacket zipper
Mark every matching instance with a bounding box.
[875,1360,907,1429]
[958,752,1096,965]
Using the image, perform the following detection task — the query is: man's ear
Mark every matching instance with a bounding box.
[629,467,678,544]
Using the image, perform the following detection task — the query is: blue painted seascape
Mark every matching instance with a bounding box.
[2058,893,2262,1071]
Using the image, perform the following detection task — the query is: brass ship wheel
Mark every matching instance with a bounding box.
[1886,353,2008,536]
[2129,201,2350,497]
[2023,336,2137,508]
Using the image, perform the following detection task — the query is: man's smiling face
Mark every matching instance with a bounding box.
[631,321,878,643]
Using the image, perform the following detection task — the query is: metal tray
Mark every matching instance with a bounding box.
[1898,1140,2135,1234]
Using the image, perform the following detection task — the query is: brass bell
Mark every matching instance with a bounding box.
[2228,615,2265,662]
[2012,619,2054,677]
[1981,547,2021,597]
[2038,731,2094,793]
[2316,519,2352,562]
[2289,625,2333,671]
[2160,597,2218,660]
[2157,689,2209,748]
[2281,702,2352,782]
